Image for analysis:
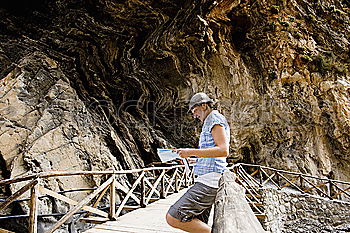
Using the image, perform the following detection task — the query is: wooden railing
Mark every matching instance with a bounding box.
[230,163,350,213]
[229,164,266,218]
[1,163,349,232]
[0,165,194,233]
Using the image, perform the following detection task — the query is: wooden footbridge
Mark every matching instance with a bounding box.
[0,163,349,232]
[85,188,190,233]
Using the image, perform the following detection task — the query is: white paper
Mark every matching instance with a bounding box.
[157,148,191,175]
[157,149,179,163]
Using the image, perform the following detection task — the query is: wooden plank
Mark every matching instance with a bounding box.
[164,172,177,196]
[260,169,280,188]
[38,186,108,218]
[144,177,160,197]
[238,167,261,187]
[248,202,264,207]
[302,178,331,198]
[94,224,182,232]
[85,228,132,233]
[1,164,349,187]
[29,184,39,233]
[177,170,186,188]
[148,197,160,202]
[278,173,304,193]
[115,181,141,204]
[0,228,16,233]
[86,188,189,233]
[0,165,186,186]
[0,179,38,212]
[84,183,110,218]
[304,181,328,193]
[213,172,266,233]
[122,205,141,210]
[249,169,259,177]
[279,175,300,190]
[332,184,350,199]
[246,194,262,198]
[0,171,113,186]
[237,180,260,203]
[237,169,261,189]
[245,195,263,214]
[80,217,109,224]
[46,176,114,233]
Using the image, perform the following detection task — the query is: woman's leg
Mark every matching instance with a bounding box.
[166,213,211,233]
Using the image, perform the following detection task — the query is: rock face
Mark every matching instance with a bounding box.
[262,188,350,233]
[0,0,349,230]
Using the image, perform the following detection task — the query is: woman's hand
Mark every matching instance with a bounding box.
[187,158,197,164]
[172,149,195,158]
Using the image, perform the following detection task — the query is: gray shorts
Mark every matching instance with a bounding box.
[167,182,218,223]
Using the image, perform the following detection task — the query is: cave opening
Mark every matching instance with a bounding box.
[228,14,252,51]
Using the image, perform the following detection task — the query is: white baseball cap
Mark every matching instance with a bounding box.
[188,92,214,112]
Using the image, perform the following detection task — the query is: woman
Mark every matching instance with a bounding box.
[166,92,230,233]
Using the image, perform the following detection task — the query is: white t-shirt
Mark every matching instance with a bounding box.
[195,172,222,188]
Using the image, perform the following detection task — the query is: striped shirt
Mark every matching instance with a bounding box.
[194,110,230,177]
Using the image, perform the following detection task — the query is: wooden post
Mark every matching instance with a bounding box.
[191,168,195,184]
[276,172,281,190]
[174,168,179,193]
[212,172,266,233]
[259,167,263,186]
[160,174,165,199]
[140,175,146,207]
[29,182,39,233]
[0,179,38,212]
[328,180,333,199]
[109,176,116,220]
[300,175,304,191]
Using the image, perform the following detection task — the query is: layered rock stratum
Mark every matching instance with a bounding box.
[0,0,349,231]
